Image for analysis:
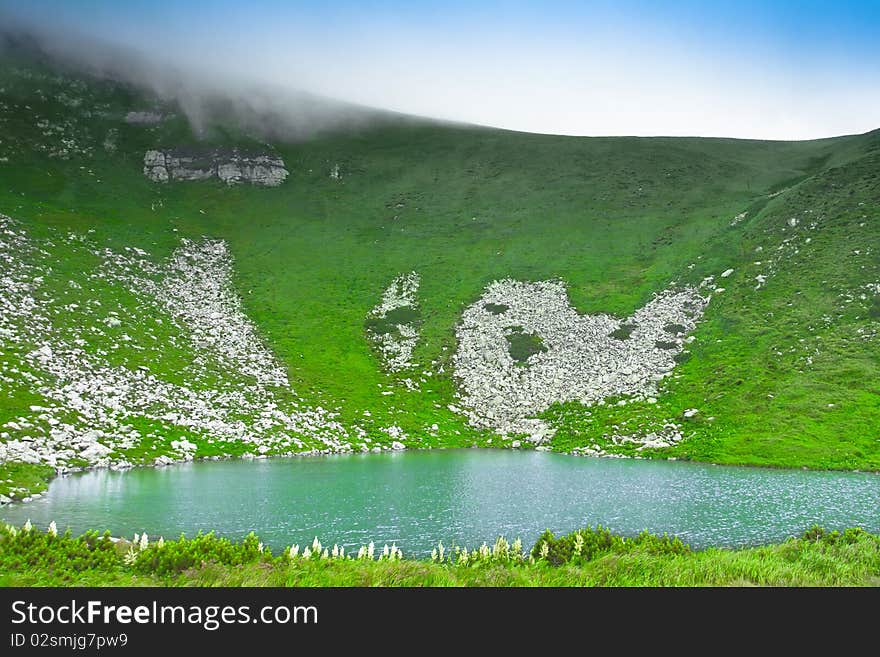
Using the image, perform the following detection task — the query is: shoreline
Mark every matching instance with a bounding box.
[2,441,878,508]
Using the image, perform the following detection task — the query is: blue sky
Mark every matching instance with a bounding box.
[2,0,879,138]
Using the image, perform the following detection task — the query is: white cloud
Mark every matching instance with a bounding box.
[3,5,878,140]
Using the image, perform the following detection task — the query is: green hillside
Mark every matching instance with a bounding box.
[1,53,878,499]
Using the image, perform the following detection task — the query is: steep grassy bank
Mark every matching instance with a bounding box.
[1,523,878,587]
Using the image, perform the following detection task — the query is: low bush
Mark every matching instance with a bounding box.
[608,323,636,340]
[800,525,869,546]
[132,531,268,576]
[530,525,690,565]
[0,523,119,582]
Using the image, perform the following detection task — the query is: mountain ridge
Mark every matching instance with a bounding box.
[0,51,878,502]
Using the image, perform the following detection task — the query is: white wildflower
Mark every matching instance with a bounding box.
[47,521,57,537]
[123,548,137,566]
[493,536,510,559]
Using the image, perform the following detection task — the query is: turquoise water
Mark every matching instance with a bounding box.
[2,450,877,555]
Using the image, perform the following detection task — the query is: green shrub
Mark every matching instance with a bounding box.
[133,531,268,577]
[0,523,119,582]
[609,323,636,340]
[484,303,509,315]
[800,525,869,546]
[505,327,547,364]
[364,305,420,336]
[530,525,690,565]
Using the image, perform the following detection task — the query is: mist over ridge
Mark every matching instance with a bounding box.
[0,20,430,143]
[2,0,879,141]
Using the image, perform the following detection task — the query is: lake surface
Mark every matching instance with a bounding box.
[2,450,878,556]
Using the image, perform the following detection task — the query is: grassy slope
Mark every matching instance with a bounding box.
[0,56,878,497]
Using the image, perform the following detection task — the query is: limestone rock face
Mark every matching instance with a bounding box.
[125,111,165,125]
[143,148,288,187]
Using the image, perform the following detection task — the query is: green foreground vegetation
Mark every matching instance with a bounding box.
[1,523,878,587]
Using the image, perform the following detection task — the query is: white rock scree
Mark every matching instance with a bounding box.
[365,272,421,372]
[452,278,709,444]
[0,215,357,491]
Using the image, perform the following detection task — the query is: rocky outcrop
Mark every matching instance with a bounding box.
[125,111,165,125]
[143,148,288,187]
